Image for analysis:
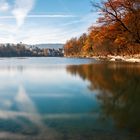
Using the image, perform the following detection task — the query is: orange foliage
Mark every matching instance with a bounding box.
[64,0,140,56]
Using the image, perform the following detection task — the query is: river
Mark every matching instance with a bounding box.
[0,57,139,140]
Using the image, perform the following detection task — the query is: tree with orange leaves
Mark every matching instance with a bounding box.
[64,0,140,56]
[91,0,140,43]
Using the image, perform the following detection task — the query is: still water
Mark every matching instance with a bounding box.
[0,57,139,140]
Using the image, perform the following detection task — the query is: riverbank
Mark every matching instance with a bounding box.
[92,55,140,63]
[65,54,140,63]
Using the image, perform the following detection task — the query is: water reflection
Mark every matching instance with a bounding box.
[0,85,58,139]
[67,62,140,134]
[0,58,140,140]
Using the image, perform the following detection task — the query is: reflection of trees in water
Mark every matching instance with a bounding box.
[66,63,140,134]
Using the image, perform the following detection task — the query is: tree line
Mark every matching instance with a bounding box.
[64,0,140,57]
[0,43,64,57]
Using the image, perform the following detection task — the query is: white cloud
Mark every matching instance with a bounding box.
[12,0,35,27]
[28,14,77,18]
[0,0,98,45]
[0,14,77,19]
[0,13,98,44]
[0,0,100,43]
[0,0,10,12]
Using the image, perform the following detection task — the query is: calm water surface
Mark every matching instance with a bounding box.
[0,57,140,140]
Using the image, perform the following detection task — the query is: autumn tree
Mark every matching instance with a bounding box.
[64,37,78,56]
[77,33,87,53]
[64,0,140,56]
[91,0,140,43]
[64,33,87,56]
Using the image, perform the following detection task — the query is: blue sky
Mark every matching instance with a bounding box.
[0,0,99,44]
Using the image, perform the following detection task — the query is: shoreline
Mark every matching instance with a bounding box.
[0,55,140,63]
[65,55,140,63]
[93,55,140,63]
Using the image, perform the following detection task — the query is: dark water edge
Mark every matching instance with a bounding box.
[0,57,139,140]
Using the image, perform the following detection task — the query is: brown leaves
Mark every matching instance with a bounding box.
[64,0,140,57]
